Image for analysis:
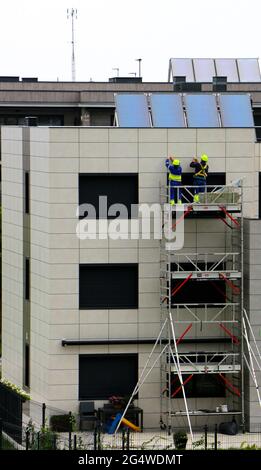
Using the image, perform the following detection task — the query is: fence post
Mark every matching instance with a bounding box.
[53,434,57,450]
[26,429,30,450]
[204,425,208,450]
[37,431,40,450]
[122,429,125,450]
[94,426,97,450]
[214,424,218,450]
[126,428,130,451]
[42,403,46,429]
[98,425,101,450]
[68,411,72,450]
[74,434,77,450]
[0,418,2,450]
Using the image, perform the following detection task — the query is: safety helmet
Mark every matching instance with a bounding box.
[173,159,180,165]
[201,154,208,162]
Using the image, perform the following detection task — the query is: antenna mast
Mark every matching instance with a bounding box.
[67,8,77,81]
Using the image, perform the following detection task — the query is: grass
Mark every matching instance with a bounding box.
[1,437,16,450]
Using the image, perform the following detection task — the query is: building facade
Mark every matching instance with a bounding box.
[1,59,261,430]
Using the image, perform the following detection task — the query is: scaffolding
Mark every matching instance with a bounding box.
[160,182,244,433]
[115,181,260,438]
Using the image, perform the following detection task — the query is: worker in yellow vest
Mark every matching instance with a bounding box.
[190,154,209,202]
[165,156,182,205]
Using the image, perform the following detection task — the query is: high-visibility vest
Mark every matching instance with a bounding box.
[194,163,207,179]
[169,173,181,182]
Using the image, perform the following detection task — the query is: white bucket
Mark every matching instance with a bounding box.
[220,404,228,412]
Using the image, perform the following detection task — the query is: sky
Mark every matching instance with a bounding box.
[0,0,260,82]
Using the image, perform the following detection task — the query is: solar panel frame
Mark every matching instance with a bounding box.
[237,58,261,82]
[169,58,195,82]
[184,94,220,128]
[193,58,216,82]
[150,93,186,128]
[215,59,239,82]
[219,94,254,127]
[115,93,151,127]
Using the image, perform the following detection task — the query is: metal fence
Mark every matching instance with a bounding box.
[1,418,261,451]
[0,394,261,451]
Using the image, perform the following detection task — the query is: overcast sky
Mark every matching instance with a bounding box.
[0,0,260,82]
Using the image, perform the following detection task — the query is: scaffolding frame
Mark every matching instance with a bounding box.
[114,180,261,436]
[160,181,245,432]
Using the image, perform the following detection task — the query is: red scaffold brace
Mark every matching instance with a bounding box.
[219,206,240,227]
[177,323,193,346]
[219,323,240,345]
[162,272,193,304]
[172,206,193,231]
[219,272,241,295]
[161,323,193,395]
[218,373,241,397]
[210,279,231,302]
[171,374,194,398]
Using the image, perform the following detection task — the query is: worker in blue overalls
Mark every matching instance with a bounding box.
[165,156,182,205]
[190,154,209,202]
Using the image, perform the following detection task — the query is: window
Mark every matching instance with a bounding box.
[259,173,261,218]
[170,373,225,398]
[79,174,138,219]
[79,354,138,400]
[25,343,30,388]
[181,172,226,190]
[25,258,30,300]
[25,172,30,214]
[79,264,138,309]
[171,280,226,304]
[253,108,261,142]
[171,262,226,304]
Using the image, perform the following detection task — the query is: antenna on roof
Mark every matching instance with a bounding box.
[135,58,142,78]
[67,8,77,81]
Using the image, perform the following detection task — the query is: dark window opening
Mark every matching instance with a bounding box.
[79,264,138,309]
[259,173,261,218]
[171,262,226,304]
[25,343,30,388]
[253,107,261,142]
[171,279,226,304]
[79,354,138,400]
[79,174,138,219]
[181,172,226,188]
[170,373,226,398]
[25,172,29,214]
[25,258,30,301]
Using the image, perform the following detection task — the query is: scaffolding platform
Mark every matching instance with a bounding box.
[170,410,242,417]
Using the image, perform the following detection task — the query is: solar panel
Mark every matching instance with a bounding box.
[115,94,151,127]
[150,94,185,127]
[237,58,261,82]
[193,59,216,82]
[215,59,239,82]
[219,94,254,127]
[169,58,194,82]
[185,94,220,127]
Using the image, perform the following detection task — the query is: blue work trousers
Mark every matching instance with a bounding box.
[193,177,206,194]
[169,181,182,202]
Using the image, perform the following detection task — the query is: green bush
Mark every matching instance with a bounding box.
[50,414,74,432]
[173,431,188,450]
